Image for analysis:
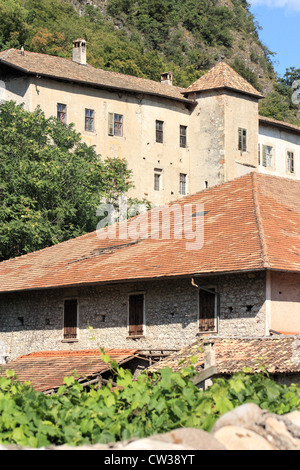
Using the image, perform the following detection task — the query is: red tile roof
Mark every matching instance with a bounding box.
[0,172,299,293]
[149,336,300,375]
[0,48,193,105]
[184,61,263,98]
[259,115,300,134]
[1,348,138,392]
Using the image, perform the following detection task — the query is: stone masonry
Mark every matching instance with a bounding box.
[0,271,267,361]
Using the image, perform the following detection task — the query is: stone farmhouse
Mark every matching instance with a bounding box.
[0,40,300,364]
[0,172,299,361]
[0,39,300,207]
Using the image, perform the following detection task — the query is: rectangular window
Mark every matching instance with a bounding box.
[85,108,95,132]
[179,173,187,195]
[262,145,273,167]
[180,125,187,148]
[199,288,217,332]
[154,168,162,191]
[287,151,294,173]
[238,128,247,152]
[108,113,123,136]
[63,299,78,339]
[128,294,144,337]
[57,103,67,124]
[156,120,164,143]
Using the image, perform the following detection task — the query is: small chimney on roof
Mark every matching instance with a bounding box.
[161,71,173,86]
[72,38,86,65]
[21,45,24,56]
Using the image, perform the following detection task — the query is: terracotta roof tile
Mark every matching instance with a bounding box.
[149,336,300,375]
[259,115,300,134]
[0,48,193,104]
[184,61,263,98]
[0,172,299,293]
[1,348,138,392]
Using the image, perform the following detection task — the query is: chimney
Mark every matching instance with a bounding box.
[161,71,173,86]
[72,39,86,65]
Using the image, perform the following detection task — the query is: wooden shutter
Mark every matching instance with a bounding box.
[128,294,144,336]
[199,289,216,332]
[64,299,78,339]
[108,112,114,136]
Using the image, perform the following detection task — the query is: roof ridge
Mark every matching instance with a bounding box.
[251,172,270,269]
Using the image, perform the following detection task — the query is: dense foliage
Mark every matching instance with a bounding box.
[0,101,134,260]
[1,355,300,448]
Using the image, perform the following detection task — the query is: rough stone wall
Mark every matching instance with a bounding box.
[0,272,266,361]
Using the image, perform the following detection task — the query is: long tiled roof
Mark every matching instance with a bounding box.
[0,172,299,294]
[149,336,300,375]
[184,61,263,98]
[259,115,300,134]
[0,348,138,392]
[0,48,194,104]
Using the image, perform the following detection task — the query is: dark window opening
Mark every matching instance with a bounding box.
[64,299,78,339]
[199,288,217,332]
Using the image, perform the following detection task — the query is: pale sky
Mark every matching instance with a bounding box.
[249,1,300,76]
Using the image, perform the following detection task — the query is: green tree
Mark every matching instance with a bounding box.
[0,101,134,261]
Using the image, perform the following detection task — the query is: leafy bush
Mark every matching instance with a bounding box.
[1,355,300,448]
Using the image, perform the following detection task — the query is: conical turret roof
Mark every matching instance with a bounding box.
[183,61,263,98]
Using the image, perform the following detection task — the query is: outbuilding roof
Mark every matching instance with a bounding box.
[148,336,300,375]
[0,348,138,393]
[0,172,299,294]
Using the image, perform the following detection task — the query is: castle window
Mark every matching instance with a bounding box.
[262,145,273,168]
[85,108,95,132]
[180,125,187,148]
[57,103,67,124]
[128,294,144,337]
[238,128,247,152]
[108,113,123,136]
[156,120,164,143]
[287,151,294,173]
[154,168,162,191]
[179,173,187,195]
[199,288,217,333]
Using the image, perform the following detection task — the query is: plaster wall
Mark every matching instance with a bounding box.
[224,91,259,180]
[270,272,300,333]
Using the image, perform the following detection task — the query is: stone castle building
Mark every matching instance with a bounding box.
[0,39,299,207]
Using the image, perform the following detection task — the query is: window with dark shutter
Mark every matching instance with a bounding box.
[199,288,216,332]
[64,299,78,339]
[128,294,144,337]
